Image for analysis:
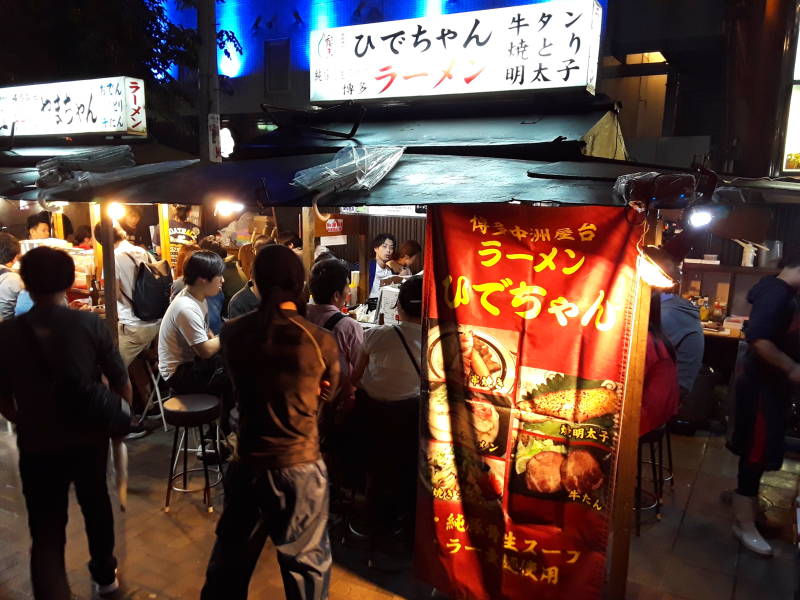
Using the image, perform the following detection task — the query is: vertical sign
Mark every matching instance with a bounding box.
[310,0,602,102]
[416,204,640,599]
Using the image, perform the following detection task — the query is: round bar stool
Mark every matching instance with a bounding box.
[163,394,223,513]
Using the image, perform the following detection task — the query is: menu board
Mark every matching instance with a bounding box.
[415,204,640,599]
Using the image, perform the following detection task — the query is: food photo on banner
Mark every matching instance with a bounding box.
[415,203,640,600]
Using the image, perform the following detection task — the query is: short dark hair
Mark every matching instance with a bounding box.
[184,250,225,285]
[310,259,350,305]
[20,247,74,294]
[399,239,421,258]
[398,276,423,318]
[277,230,302,248]
[26,211,50,233]
[92,222,126,247]
[779,251,800,270]
[199,235,227,259]
[175,205,191,221]
[372,233,396,251]
[0,232,20,264]
[253,234,271,254]
[73,225,92,246]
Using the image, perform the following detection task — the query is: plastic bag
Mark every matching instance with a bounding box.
[292,146,405,195]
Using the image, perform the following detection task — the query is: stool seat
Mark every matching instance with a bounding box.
[164,394,220,427]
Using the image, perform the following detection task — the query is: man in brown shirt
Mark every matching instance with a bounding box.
[201,244,340,600]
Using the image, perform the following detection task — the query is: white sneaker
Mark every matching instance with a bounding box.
[94,577,119,596]
[732,492,773,556]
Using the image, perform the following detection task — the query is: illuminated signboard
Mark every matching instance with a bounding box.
[310,0,602,103]
[0,76,147,137]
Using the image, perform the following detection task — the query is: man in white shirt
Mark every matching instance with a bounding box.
[158,251,225,393]
[94,223,160,368]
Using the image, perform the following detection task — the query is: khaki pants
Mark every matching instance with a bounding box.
[117,322,160,368]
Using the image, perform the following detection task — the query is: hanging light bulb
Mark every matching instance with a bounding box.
[688,208,713,228]
[637,245,678,289]
[107,202,126,221]
[215,199,245,217]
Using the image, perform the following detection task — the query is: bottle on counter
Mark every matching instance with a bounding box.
[89,276,100,306]
[710,301,725,324]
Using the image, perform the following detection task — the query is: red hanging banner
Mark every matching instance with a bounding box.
[415,203,641,600]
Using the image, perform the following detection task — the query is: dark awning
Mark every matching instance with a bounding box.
[5,154,626,208]
[237,110,626,162]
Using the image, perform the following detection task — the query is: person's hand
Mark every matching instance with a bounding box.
[69,299,91,311]
[789,363,800,385]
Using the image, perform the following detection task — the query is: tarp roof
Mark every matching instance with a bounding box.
[4,154,627,208]
[237,110,623,162]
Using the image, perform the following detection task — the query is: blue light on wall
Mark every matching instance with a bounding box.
[218,0,246,77]
[312,1,337,30]
[422,0,443,17]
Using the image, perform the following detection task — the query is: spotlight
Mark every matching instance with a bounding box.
[688,208,713,228]
[107,202,126,221]
[220,127,235,158]
[215,200,245,217]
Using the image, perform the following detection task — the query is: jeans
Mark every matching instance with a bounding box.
[201,458,331,600]
[19,443,117,600]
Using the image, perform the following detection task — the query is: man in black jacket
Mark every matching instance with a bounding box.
[0,247,132,599]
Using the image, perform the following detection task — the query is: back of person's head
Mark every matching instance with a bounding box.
[92,222,127,247]
[0,232,20,265]
[398,276,423,319]
[73,225,92,246]
[175,205,191,221]
[399,240,422,259]
[276,230,302,249]
[199,235,227,259]
[253,234,271,254]
[253,244,307,320]
[183,250,225,286]
[20,247,75,295]
[314,251,336,264]
[310,258,350,305]
[372,233,397,252]
[175,243,201,278]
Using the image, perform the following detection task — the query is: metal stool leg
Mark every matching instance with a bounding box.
[164,425,181,512]
[665,427,674,487]
[182,427,189,491]
[636,443,642,536]
[197,425,213,513]
[649,441,661,521]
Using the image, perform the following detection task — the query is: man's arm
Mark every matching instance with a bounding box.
[751,339,800,383]
[192,336,221,360]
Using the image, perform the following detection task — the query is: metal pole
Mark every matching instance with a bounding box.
[198,0,221,164]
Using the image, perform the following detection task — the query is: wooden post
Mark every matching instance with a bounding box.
[89,203,103,285]
[52,211,64,239]
[157,204,172,266]
[99,201,119,344]
[606,211,658,599]
[301,206,315,274]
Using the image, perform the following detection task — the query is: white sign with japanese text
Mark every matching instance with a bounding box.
[0,76,147,137]
[310,0,602,102]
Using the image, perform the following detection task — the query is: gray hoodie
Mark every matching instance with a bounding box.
[660,293,704,394]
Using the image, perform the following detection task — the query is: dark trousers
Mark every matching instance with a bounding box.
[201,458,331,600]
[365,394,419,534]
[737,458,764,497]
[167,357,236,433]
[19,443,117,600]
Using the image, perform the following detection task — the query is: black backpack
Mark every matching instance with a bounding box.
[122,254,172,321]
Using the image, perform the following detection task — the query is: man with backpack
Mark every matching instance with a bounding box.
[94,223,168,368]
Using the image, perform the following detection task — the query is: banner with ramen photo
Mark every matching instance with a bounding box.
[415,203,640,600]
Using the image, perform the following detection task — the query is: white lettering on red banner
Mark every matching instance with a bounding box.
[310,0,602,102]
